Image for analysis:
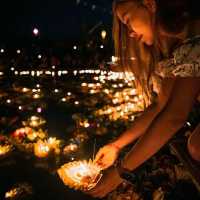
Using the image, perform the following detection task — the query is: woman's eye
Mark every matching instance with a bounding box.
[123,14,129,25]
[122,13,132,30]
[127,24,132,32]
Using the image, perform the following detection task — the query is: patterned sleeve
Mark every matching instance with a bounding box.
[157,36,200,78]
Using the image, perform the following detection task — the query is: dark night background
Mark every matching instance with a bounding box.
[0,1,200,200]
[0,0,113,44]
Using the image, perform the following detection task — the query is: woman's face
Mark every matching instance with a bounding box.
[116,1,154,45]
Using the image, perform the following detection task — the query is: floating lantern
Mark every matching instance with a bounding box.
[22,87,30,93]
[29,116,45,127]
[63,143,78,154]
[34,140,50,158]
[22,116,46,128]
[0,145,12,157]
[58,160,102,191]
[5,183,33,199]
[47,137,61,154]
[5,188,18,198]
[33,93,41,99]
[34,137,60,158]
[12,127,32,140]
[13,127,47,142]
[79,120,90,128]
[74,131,89,143]
[0,135,13,158]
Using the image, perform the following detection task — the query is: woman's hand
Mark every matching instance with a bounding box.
[87,167,123,198]
[94,143,120,169]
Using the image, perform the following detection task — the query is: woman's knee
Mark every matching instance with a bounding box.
[187,124,200,162]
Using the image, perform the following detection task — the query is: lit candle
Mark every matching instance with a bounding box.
[63,143,78,154]
[0,145,12,156]
[34,140,50,158]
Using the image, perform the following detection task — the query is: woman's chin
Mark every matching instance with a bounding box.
[144,39,154,46]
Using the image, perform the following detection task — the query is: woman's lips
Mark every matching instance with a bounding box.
[137,35,143,42]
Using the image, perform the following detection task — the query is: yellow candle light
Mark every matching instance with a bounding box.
[47,137,61,154]
[22,87,30,93]
[0,145,12,156]
[22,116,46,128]
[5,189,18,198]
[33,94,39,99]
[63,143,78,154]
[34,140,50,158]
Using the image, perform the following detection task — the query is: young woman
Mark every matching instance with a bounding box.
[88,0,200,198]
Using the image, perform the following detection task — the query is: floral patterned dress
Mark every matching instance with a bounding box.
[156,35,200,78]
[150,35,200,127]
[153,35,200,102]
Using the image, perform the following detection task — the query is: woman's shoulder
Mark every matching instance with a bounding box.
[157,35,200,78]
[179,34,200,45]
[173,35,200,64]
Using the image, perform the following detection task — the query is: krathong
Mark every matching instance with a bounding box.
[5,183,33,199]
[12,127,47,142]
[34,140,50,158]
[57,160,102,191]
[63,143,78,154]
[12,127,32,140]
[0,145,12,156]
[34,137,60,158]
[0,135,13,158]
[22,116,46,128]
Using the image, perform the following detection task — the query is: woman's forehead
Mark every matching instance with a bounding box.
[116,1,137,22]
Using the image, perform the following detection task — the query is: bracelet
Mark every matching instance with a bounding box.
[108,143,121,151]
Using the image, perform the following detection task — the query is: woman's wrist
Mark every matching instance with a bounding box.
[111,140,126,150]
[109,142,121,152]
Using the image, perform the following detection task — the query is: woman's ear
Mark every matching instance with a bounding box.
[143,0,156,13]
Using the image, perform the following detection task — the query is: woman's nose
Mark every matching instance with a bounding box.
[129,30,137,38]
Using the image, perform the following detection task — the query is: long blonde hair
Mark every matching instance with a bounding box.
[112,0,158,107]
[112,0,188,107]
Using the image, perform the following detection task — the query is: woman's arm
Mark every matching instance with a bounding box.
[113,78,175,149]
[121,78,200,171]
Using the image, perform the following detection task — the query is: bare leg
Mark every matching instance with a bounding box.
[187,123,200,162]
